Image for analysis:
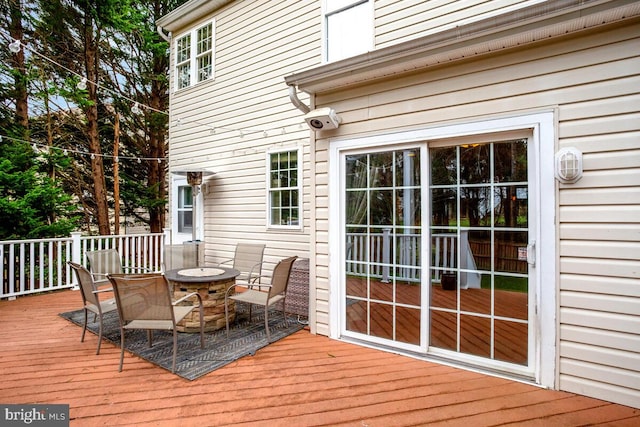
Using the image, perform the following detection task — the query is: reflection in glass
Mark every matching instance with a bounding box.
[397,189,420,226]
[460,144,490,184]
[396,278,420,306]
[460,287,491,315]
[431,188,457,227]
[430,310,457,351]
[428,138,530,369]
[370,302,393,340]
[460,314,490,358]
[494,231,528,274]
[495,319,528,365]
[346,299,367,334]
[344,147,422,345]
[396,306,420,345]
[430,146,456,185]
[370,152,393,188]
[370,190,394,225]
[346,191,368,225]
[495,275,528,320]
[494,140,527,182]
[395,149,421,186]
[494,186,528,228]
[460,186,491,227]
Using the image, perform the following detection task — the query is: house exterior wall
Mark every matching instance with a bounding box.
[375,0,543,47]
[161,0,640,410]
[162,0,321,276]
[309,18,639,408]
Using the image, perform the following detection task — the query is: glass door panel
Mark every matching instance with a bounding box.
[344,148,421,346]
[429,139,531,368]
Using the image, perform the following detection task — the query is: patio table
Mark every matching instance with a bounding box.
[165,266,240,332]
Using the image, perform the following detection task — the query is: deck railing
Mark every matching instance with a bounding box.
[0,231,167,300]
[346,231,477,285]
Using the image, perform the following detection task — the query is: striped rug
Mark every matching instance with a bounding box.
[60,306,305,380]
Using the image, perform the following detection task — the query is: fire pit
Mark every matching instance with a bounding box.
[165,266,240,332]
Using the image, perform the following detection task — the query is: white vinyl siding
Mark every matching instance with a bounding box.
[375,0,545,48]
[311,20,639,407]
[167,0,316,273]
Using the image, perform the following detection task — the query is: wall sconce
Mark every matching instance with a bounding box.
[555,147,583,184]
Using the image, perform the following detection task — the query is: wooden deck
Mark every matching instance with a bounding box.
[1,290,638,426]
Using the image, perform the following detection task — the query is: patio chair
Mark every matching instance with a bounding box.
[68,262,118,355]
[216,243,265,287]
[86,249,151,287]
[225,256,297,342]
[162,244,198,272]
[107,273,204,373]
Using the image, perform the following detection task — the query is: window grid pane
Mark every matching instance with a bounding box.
[175,21,213,89]
[269,151,299,226]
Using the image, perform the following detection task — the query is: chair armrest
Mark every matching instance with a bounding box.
[216,259,233,267]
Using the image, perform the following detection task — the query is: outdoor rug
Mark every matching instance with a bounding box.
[59,307,305,380]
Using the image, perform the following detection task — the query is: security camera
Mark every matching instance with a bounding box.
[303,107,340,130]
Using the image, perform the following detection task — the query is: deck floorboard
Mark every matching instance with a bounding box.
[0,290,638,426]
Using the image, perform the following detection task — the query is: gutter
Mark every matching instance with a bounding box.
[288,85,311,114]
[157,25,171,42]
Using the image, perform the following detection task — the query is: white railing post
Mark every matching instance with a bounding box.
[381,228,391,283]
[71,232,82,265]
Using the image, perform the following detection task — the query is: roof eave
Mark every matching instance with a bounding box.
[284,0,640,94]
[157,0,233,33]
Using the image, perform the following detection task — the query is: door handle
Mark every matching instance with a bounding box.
[527,241,536,266]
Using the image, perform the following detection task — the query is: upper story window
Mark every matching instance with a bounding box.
[268,149,301,228]
[325,0,372,62]
[175,20,215,90]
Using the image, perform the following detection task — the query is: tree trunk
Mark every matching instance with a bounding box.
[9,0,28,133]
[83,13,110,235]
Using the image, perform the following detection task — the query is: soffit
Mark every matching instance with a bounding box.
[284,0,640,94]
[157,0,233,33]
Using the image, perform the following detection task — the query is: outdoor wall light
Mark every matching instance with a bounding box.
[555,147,583,184]
[303,107,341,131]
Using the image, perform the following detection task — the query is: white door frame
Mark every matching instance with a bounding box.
[170,175,204,244]
[328,111,557,387]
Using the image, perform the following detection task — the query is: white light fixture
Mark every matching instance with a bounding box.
[555,147,583,184]
[77,78,87,90]
[303,107,341,131]
[8,39,21,53]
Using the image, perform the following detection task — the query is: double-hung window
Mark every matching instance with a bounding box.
[268,149,301,228]
[175,20,214,90]
[325,0,373,62]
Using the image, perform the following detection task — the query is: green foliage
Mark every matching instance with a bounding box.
[0,136,80,239]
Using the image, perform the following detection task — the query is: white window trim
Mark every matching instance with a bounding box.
[173,18,215,91]
[266,146,303,230]
[328,111,557,388]
[322,0,374,63]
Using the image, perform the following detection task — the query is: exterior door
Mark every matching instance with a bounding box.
[341,137,536,376]
[428,138,534,375]
[343,148,424,348]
